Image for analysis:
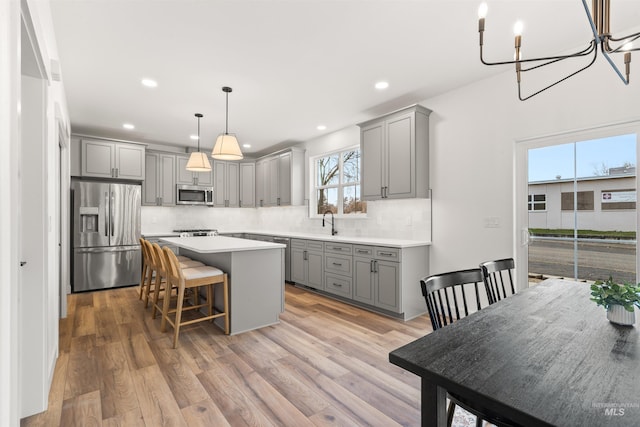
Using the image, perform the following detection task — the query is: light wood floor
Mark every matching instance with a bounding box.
[21,283,432,427]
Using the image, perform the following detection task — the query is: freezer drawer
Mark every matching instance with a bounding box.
[73,246,141,292]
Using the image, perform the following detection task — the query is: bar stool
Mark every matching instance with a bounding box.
[161,246,229,348]
[140,238,193,308]
[150,243,203,318]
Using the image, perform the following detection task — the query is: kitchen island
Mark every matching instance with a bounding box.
[161,236,285,335]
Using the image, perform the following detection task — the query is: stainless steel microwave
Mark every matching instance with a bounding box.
[176,184,214,206]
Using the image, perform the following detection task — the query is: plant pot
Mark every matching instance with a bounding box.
[606,304,636,326]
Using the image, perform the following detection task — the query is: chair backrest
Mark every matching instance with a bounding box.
[142,239,157,269]
[480,258,515,304]
[420,268,487,331]
[162,246,183,287]
[150,242,169,276]
[139,238,149,264]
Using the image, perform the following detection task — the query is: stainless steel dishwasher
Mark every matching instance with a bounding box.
[272,236,291,282]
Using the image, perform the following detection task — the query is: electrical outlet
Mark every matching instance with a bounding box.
[484,217,500,228]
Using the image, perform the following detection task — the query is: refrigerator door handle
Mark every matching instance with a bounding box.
[111,192,115,237]
[104,191,109,237]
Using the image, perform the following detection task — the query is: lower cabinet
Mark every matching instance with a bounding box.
[291,239,323,290]
[353,250,400,312]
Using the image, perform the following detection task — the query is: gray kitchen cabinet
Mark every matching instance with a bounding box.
[143,151,176,206]
[239,162,255,208]
[256,148,305,207]
[359,104,431,200]
[176,155,213,186]
[353,246,400,313]
[213,160,239,207]
[324,242,353,298]
[255,158,267,207]
[81,139,145,180]
[291,239,323,290]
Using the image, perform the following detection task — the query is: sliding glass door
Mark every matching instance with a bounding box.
[516,124,639,288]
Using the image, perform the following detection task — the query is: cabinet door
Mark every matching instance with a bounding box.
[307,250,324,290]
[115,144,145,180]
[385,113,414,199]
[361,122,384,200]
[142,152,159,206]
[213,160,227,206]
[227,162,239,207]
[353,257,375,305]
[375,260,400,312]
[159,154,176,206]
[291,247,307,285]
[239,163,255,208]
[255,159,266,207]
[267,156,280,206]
[82,140,114,178]
[196,169,213,186]
[175,155,195,185]
[278,152,291,206]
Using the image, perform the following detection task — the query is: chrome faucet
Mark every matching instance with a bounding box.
[322,210,337,236]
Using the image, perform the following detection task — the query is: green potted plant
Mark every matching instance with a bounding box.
[590,277,640,326]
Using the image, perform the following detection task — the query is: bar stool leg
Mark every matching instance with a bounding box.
[173,286,186,349]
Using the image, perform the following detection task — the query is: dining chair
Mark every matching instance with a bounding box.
[420,268,493,427]
[480,258,516,304]
[161,246,229,348]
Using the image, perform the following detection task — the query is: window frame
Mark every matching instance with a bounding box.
[528,193,547,212]
[310,146,367,218]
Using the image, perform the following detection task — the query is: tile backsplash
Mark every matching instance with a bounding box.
[142,198,431,241]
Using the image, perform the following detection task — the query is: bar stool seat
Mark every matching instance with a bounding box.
[179,259,205,269]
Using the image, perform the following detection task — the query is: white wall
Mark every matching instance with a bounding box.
[419,58,640,276]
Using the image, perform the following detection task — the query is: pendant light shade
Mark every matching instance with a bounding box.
[186,113,212,172]
[212,86,243,160]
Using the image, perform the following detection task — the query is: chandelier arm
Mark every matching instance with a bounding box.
[481,42,595,67]
[519,43,596,72]
[605,34,640,54]
[518,47,599,101]
[608,32,640,43]
[601,46,630,84]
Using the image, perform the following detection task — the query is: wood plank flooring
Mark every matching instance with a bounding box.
[21,284,433,427]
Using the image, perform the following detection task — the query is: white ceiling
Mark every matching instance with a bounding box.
[50,0,640,157]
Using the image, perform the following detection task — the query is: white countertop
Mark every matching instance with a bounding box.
[146,230,430,248]
[160,236,286,253]
[223,230,431,248]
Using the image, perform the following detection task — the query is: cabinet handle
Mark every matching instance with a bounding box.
[373,260,378,273]
[332,262,343,266]
[277,197,280,206]
[116,168,119,177]
[370,259,374,273]
[332,247,343,251]
[332,282,343,287]
[159,197,163,205]
[239,200,242,208]
[303,250,308,261]
[357,249,369,254]
[379,252,394,257]
[381,186,384,198]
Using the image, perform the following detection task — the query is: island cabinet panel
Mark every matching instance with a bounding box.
[81,139,145,180]
[359,104,430,201]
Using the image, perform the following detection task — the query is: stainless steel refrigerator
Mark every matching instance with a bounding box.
[71,179,141,292]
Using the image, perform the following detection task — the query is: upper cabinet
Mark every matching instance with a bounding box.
[239,162,255,208]
[358,105,431,200]
[213,160,239,207]
[80,139,146,180]
[176,155,213,186]
[143,151,176,206]
[256,148,305,207]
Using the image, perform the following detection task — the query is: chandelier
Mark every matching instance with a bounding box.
[478,0,640,101]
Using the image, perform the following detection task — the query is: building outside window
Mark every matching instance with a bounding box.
[561,190,594,211]
[314,148,366,215]
[528,194,546,211]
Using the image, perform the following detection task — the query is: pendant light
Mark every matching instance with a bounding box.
[212,86,243,160]
[186,113,212,172]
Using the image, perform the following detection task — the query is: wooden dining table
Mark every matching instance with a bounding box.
[389,278,640,426]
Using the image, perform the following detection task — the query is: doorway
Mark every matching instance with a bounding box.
[516,123,640,288]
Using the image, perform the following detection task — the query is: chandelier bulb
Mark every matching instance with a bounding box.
[478,2,488,19]
[513,21,524,36]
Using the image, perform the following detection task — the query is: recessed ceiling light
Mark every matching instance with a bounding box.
[375,81,389,90]
[141,78,158,88]
[123,123,135,130]
[317,125,327,131]
[242,144,251,148]
[190,134,199,140]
